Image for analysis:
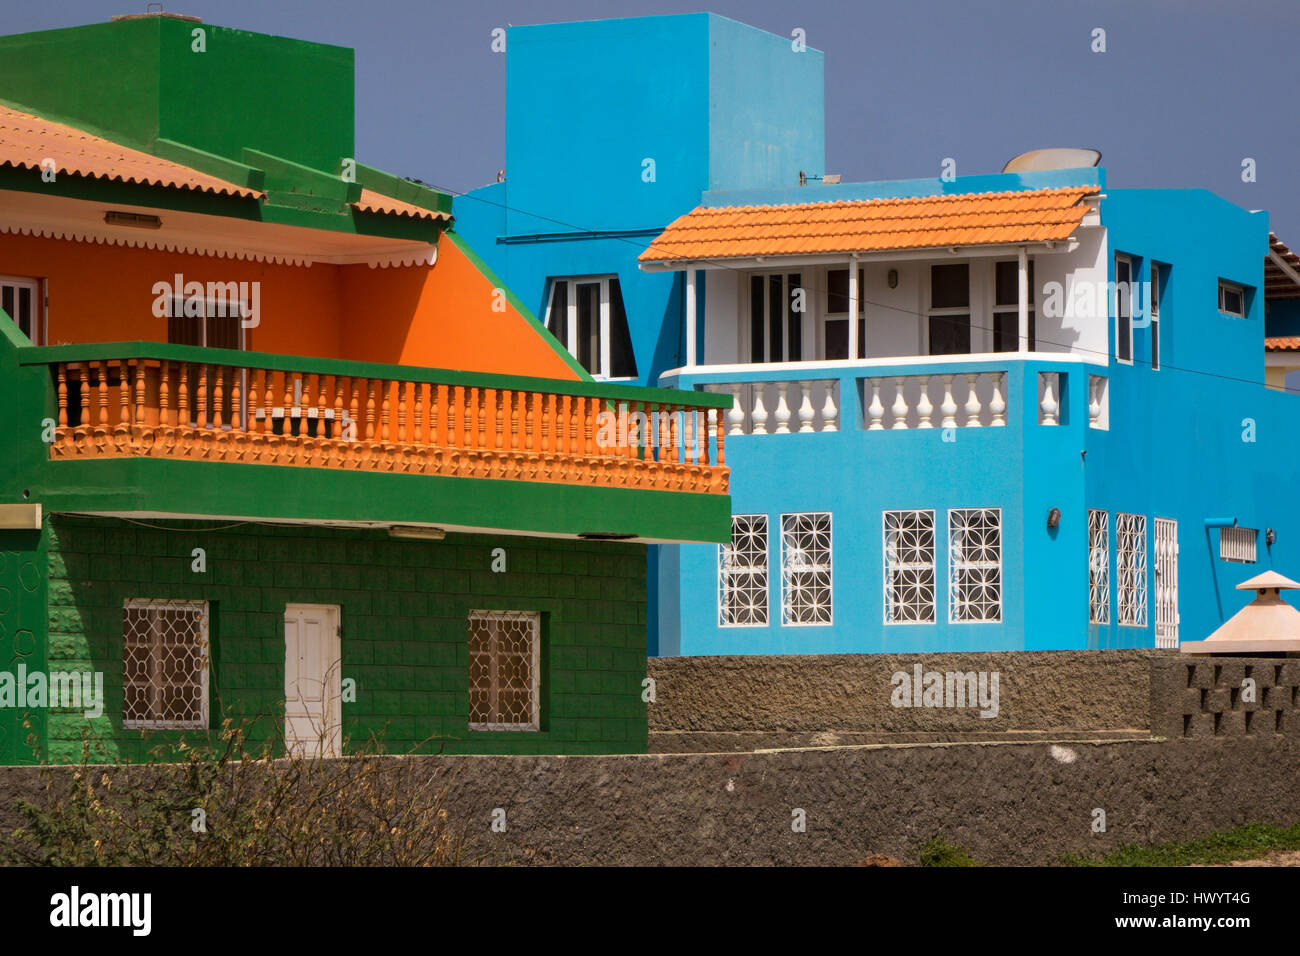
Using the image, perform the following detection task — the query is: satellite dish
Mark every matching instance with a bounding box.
[1002,148,1102,174]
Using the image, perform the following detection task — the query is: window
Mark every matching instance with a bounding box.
[948,508,1002,622]
[883,510,936,623]
[166,295,247,350]
[719,514,769,626]
[1218,280,1245,318]
[0,275,43,345]
[824,267,865,359]
[1149,262,1165,370]
[780,512,832,625]
[928,264,970,355]
[992,260,1035,352]
[1220,526,1257,563]
[1116,513,1148,626]
[1088,510,1110,624]
[468,610,540,731]
[122,599,209,729]
[749,272,803,363]
[1115,254,1134,363]
[544,276,637,379]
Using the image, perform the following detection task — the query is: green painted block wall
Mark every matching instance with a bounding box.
[0,530,48,764]
[36,516,649,764]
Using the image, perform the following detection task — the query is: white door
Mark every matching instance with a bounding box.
[284,604,341,757]
[1153,518,1179,648]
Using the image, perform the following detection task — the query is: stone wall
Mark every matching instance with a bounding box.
[1150,656,1300,739]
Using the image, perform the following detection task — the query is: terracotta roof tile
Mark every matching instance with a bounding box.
[353,188,449,221]
[0,104,261,199]
[639,186,1099,263]
[1266,336,1300,351]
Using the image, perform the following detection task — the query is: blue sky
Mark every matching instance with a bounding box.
[8,1,1300,238]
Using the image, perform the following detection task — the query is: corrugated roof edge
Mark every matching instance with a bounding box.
[701,166,1105,209]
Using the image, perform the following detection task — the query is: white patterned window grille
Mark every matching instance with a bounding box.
[883,510,936,623]
[719,514,769,626]
[1219,526,1257,563]
[1116,513,1148,626]
[468,610,540,731]
[1088,509,1110,625]
[123,599,209,729]
[948,508,1002,623]
[780,512,833,625]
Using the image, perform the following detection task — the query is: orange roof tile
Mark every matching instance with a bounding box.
[0,104,261,199]
[1266,336,1300,351]
[353,187,449,221]
[639,186,1099,263]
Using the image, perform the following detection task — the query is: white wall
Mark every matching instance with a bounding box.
[703,269,739,364]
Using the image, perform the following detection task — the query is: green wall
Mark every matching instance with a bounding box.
[34,516,649,764]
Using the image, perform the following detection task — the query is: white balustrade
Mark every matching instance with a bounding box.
[861,371,1008,430]
[1038,371,1060,426]
[702,380,842,435]
[1088,374,1109,430]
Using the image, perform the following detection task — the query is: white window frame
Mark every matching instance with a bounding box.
[122,598,209,730]
[883,509,937,624]
[948,508,1002,623]
[779,512,833,626]
[1088,509,1110,625]
[743,270,805,364]
[719,514,770,627]
[821,265,865,360]
[1149,262,1163,371]
[924,261,978,356]
[544,275,634,381]
[1219,526,1258,564]
[991,258,1034,353]
[1116,513,1148,626]
[467,609,541,732]
[1114,254,1134,365]
[1217,280,1245,318]
[0,274,45,345]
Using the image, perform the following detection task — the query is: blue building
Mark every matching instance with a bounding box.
[455,12,1300,656]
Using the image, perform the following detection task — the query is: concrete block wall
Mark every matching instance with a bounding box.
[1150,657,1300,739]
[39,516,649,762]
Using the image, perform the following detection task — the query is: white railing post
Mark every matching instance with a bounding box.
[963,373,982,427]
[797,382,815,432]
[1088,375,1101,427]
[773,381,791,434]
[940,375,958,429]
[890,376,909,429]
[867,379,885,430]
[820,382,839,432]
[1040,372,1059,425]
[989,372,1007,426]
[916,375,934,428]
[727,383,746,435]
[751,384,769,435]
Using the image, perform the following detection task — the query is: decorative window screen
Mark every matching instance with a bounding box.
[1116,513,1148,626]
[780,512,833,625]
[948,508,1002,622]
[1089,509,1110,624]
[1219,527,1257,563]
[122,599,209,729]
[883,510,936,623]
[719,514,769,626]
[468,610,540,731]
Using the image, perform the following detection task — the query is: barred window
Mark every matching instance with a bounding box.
[1219,526,1257,564]
[949,508,1002,623]
[883,510,936,623]
[1116,513,1148,626]
[780,512,833,625]
[719,514,769,626]
[1089,509,1110,624]
[468,610,540,731]
[123,599,209,729]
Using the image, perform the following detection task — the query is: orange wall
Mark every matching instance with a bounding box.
[0,231,579,380]
[0,231,346,357]
[338,239,580,379]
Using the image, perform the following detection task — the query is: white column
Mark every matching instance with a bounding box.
[685,268,697,368]
[848,255,859,361]
[1018,246,1029,354]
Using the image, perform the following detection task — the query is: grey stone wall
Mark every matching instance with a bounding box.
[3,737,1298,865]
[1150,657,1300,739]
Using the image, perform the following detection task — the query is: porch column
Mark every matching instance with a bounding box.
[685,267,697,368]
[1018,246,1030,353]
[848,254,859,360]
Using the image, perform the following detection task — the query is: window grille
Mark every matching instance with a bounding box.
[468,610,540,731]
[1116,513,1148,626]
[719,514,769,626]
[780,512,833,625]
[1088,510,1110,624]
[1219,526,1257,563]
[123,599,209,729]
[883,510,936,623]
[949,508,1002,622]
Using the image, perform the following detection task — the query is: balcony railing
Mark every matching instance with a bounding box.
[33,343,732,495]
[663,354,1107,434]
